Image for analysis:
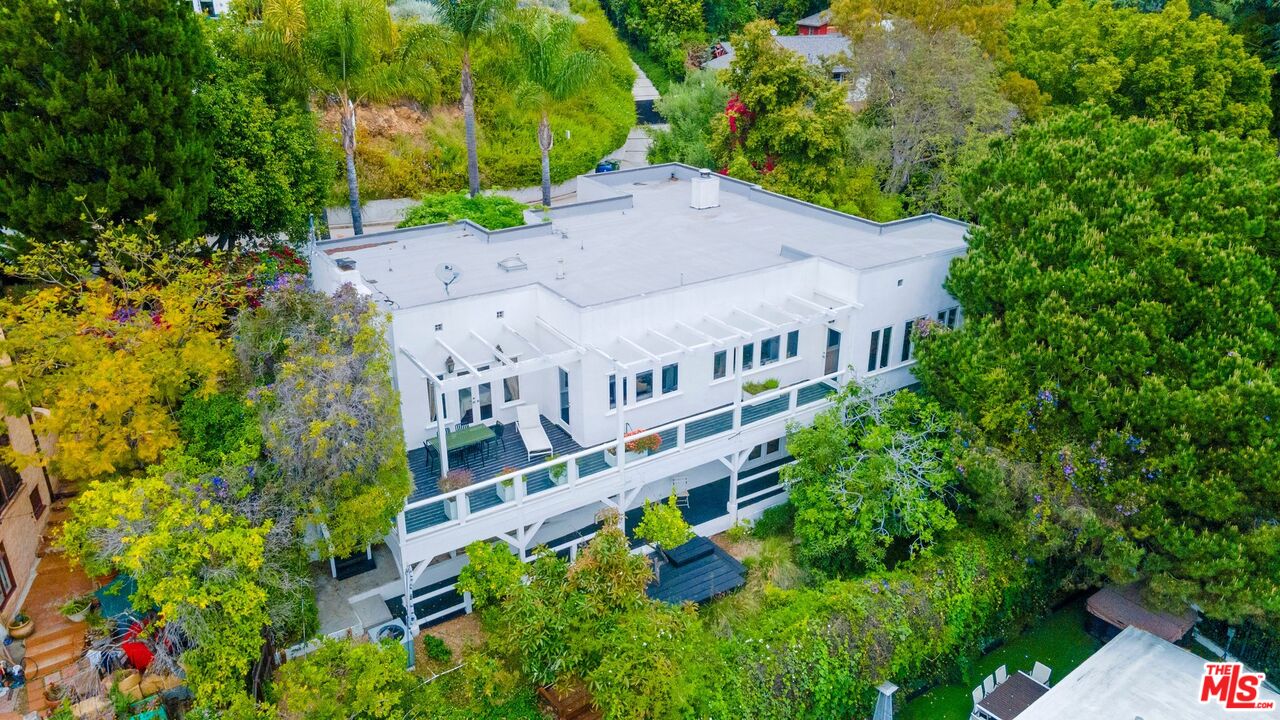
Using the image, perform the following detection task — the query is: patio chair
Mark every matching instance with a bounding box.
[1031,661,1052,686]
[983,674,996,695]
[516,404,554,461]
[995,665,1008,685]
[971,685,984,706]
[672,477,690,508]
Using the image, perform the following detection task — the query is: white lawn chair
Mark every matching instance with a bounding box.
[983,674,996,695]
[516,404,553,461]
[971,685,984,706]
[1031,661,1052,686]
[995,665,1008,685]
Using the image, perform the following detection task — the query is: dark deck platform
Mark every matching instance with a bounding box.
[647,537,746,605]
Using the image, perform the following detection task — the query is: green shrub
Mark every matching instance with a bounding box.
[422,634,453,664]
[398,192,527,229]
[751,501,794,538]
[176,391,261,466]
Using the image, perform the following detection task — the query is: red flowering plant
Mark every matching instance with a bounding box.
[623,429,662,454]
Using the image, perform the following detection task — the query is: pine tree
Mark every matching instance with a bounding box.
[0,0,214,251]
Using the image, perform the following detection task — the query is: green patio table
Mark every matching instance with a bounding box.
[426,424,496,459]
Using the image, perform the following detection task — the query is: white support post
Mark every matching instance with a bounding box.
[404,562,419,633]
[436,383,450,477]
[728,460,741,521]
[732,345,744,430]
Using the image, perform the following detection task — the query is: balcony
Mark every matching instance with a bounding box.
[399,375,842,541]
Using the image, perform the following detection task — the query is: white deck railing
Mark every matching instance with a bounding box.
[397,370,844,542]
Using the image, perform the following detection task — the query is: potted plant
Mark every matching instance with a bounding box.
[59,594,94,623]
[742,378,779,399]
[604,430,663,466]
[6,611,34,640]
[496,467,521,502]
[547,455,568,485]
[437,469,474,519]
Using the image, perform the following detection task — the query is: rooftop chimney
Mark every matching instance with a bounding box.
[691,168,720,210]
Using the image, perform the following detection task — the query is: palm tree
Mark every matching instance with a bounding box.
[297,0,434,235]
[433,0,513,198]
[507,10,603,207]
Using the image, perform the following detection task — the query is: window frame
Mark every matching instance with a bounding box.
[713,350,727,380]
[0,544,14,606]
[661,363,679,394]
[786,330,799,358]
[741,343,755,370]
[867,326,894,372]
[760,335,781,365]
[635,370,654,402]
[29,485,45,519]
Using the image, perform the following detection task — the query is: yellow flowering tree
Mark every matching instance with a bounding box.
[0,225,240,481]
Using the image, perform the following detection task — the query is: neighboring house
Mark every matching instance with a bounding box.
[0,407,58,621]
[190,0,229,17]
[705,33,852,83]
[309,163,967,635]
[796,9,834,35]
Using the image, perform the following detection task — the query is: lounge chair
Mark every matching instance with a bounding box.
[1031,661,1052,686]
[516,404,554,461]
[995,665,1008,685]
[983,675,996,695]
[971,685,984,705]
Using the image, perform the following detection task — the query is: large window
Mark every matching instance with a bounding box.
[713,350,727,380]
[661,363,679,393]
[867,326,893,372]
[741,343,755,370]
[902,319,915,362]
[786,330,799,358]
[636,370,654,402]
[761,336,780,365]
[0,544,12,606]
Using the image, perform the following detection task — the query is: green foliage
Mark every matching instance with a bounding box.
[635,491,694,550]
[61,461,277,709]
[423,634,454,664]
[398,191,527,229]
[0,228,239,481]
[0,0,213,251]
[648,70,731,168]
[603,0,704,78]
[713,21,901,220]
[695,532,1051,718]
[742,378,779,395]
[460,522,702,720]
[914,105,1280,622]
[276,638,417,719]
[751,501,794,538]
[249,284,412,558]
[1009,0,1273,138]
[844,22,1017,209]
[177,392,263,468]
[202,24,334,247]
[784,386,959,574]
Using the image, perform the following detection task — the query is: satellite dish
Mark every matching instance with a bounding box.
[435,263,461,295]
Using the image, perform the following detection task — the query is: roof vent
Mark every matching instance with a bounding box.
[334,257,357,271]
[497,255,527,272]
[691,169,720,210]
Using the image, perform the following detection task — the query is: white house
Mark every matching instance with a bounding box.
[308,164,966,637]
[191,0,229,17]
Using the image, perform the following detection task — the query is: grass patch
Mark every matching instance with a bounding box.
[898,597,1102,720]
[700,534,805,636]
[626,40,677,95]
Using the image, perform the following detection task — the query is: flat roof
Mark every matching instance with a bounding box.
[1018,626,1279,720]
[316,164,966,309]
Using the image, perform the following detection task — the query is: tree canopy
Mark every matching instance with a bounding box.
[915,106,1280,622]
[647,69,730,168]
[785,386,959,574]
[1009,0,1273,138]
[0,0,214,251]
